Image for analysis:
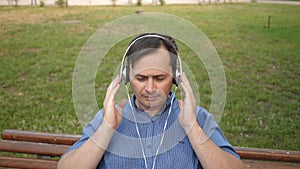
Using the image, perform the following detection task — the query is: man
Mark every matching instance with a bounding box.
[58,33,244,169]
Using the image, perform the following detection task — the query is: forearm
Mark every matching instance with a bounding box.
[187,125,244,169]
[57,123,115,169]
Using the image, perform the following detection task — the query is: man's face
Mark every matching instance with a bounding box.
[129,46,173,113]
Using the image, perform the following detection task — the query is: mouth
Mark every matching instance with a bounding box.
[143,95,158,101]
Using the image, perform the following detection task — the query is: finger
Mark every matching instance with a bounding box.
[116,99,127,114]
[177,100,183,110]
[177,100,184,120]
[110,82,121,98]
[106,75,121,95]
[180,78,192,100]
[180,72,194,97]
[180,73,196,105]
[104,76,121,107]
[106,83,121,107]
[118,99,127,109]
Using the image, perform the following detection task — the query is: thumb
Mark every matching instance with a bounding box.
[117,99,127,112]
[178,100,183,109]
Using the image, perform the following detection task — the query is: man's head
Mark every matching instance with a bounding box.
[124,33,179,113]
[126,33,179,85]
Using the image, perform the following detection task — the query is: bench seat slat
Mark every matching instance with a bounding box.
[0,156,58,169]
[235,147,300,163]
[243,159,300,169]
[1,129,81,145]
[0,140,69,156]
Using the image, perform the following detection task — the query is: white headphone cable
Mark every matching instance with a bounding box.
[152,87,177,169]
[125,84,148,169]
[125,84,177,169]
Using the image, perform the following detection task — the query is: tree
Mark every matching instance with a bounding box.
[137,0,142,6]
[159,0,165,5]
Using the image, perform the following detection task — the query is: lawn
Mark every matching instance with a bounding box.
[0,3,299,151]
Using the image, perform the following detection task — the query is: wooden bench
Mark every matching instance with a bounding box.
[0,129,299,169]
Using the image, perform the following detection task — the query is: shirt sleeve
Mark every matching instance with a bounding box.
[64,110,104,155]
[196,107,240,159]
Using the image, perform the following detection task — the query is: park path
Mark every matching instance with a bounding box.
[257,0,300,5]
[2,0,300,6]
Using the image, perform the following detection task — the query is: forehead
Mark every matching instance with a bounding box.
[131,47,172,75]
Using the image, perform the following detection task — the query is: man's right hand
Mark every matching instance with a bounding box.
[103,75,126,129]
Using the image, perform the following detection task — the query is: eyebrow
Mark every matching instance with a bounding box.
[134,74,168,78]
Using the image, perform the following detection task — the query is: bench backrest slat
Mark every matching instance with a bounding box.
[1,129,81,145]
[235,147,300,163]
[0,140,69,156]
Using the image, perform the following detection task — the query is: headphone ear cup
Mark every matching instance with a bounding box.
[125,65,130,84]
[121,65,127,84]
[173,67,181,86]
[172,68,177,86]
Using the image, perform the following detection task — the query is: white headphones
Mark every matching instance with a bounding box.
[119,34,183,86]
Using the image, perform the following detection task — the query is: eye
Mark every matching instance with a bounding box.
[135,75,147,82]
[155,76,166,81]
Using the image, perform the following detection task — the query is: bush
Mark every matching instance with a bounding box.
[159,0,165,6]
[55,0,65,7]
[137,0,142,6]
[40,0,45,7]
[112,0,117,6]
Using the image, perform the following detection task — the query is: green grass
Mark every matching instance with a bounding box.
[0,3,299,151]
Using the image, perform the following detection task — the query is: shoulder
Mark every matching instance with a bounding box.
[195,106,217,127]
[64,110,104,154]
[82,109,104,136]
[195,107,240,159]
[195,106,219,138]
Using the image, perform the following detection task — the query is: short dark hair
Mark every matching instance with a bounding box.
[126,33,178,78]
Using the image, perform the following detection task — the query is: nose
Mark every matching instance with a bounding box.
[145,77,155,93]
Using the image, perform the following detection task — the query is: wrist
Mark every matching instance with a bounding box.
[187,124,208,144]
[100,120,117,134]
[90,122,115,150]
